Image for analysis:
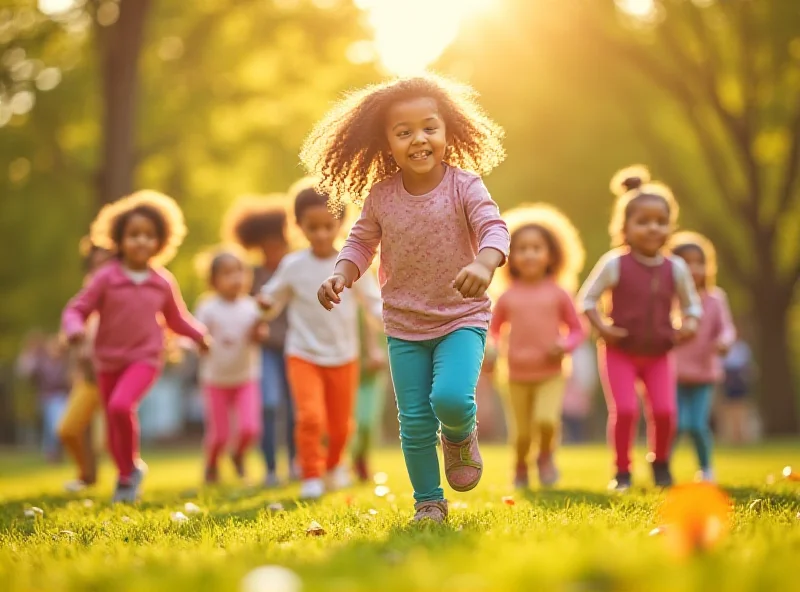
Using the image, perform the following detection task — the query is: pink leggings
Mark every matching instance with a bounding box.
[599,346,676,473]
[203,381,262,466]
[97,362,160,483]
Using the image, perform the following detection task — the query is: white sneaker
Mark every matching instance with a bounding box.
[696,469,715,483]
[326,465,352,491]
[299,478,325,500]
[64,479,89,493]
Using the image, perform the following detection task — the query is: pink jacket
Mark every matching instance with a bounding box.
[674,287,736,384]
[62,260,206,373]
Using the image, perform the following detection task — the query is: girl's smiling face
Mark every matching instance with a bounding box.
[121,213,160,269]
[624,197,671,257]
[385,97,447,180]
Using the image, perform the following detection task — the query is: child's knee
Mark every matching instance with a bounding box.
[430,387,474,427]
[398,412,439,449]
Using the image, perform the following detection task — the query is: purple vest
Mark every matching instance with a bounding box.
[609,253,676,356]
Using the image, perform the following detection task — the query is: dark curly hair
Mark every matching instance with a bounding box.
[222,194,289,249]
[608,165,679,248]
[90,191,186,266]
[300,73,506,213]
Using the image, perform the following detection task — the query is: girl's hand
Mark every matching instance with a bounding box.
[67,329,86,345]
[252,321,270,343]
[198,334,212,354]
[717,342,731,356]
[547,341,566,362]
[674,324,697,346]
[599,324,629,345]
[453,261,492,299]
[257,293,274,311]
[318,273,348,310]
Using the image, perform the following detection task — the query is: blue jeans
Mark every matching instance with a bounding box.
[676,383,714,470]
[387,327,486,503]
[260,348,295,473]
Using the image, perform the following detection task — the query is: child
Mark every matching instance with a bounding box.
[352,279,390,482]
[309,74,510,522]
[194,248,266,484]
[671,231,736,481]
[62,191,209,503]
[561,339,598,444]
[578,165,702,491]
[224,195,297,487]
[720,333,754,444]
[259,184,383,500]
[487,204,586,489]
[58,238,113,492]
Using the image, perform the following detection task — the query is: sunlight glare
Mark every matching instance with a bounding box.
[38,0,77,16]
[358,0,495,76]
[615,0,657,19]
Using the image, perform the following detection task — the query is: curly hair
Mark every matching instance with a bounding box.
[89,190,186,267]
[193,244,252,292]
[669,231,717,288]
[493,203,585,296]
[608,165,679,248]
[222,193,291,250]
[300,73,506,213]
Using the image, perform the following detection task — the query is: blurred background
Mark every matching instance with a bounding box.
[0,0,798,451]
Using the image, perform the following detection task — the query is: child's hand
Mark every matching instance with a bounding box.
[198,334,212,354]
[318,273,348,310]
[365,349,387,372]
[67,329,86,346]
[717,342,731,356]
[482,343,498,373]
[453,261,492,299]
[599,324,628,345]
[257,293,274,311]
[547,341,566,362]
[252,321,270,343]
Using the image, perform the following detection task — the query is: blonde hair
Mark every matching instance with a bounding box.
[300,73,505,214]
[90,190,186,267]
[669,231,718,288]
[608,165,679,248]
[494,203,585,295]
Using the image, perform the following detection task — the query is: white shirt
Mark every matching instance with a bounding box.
[261,249,383,367]
[194,295,261,386]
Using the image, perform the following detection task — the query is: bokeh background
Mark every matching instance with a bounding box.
[1,0,798,444]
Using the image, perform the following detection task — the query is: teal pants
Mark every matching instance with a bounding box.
[387,327,486,503]
[675,383,714,470]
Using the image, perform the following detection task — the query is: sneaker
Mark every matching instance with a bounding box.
[353,455,369,483]
[264,470,280,489]
[608,471,632,492]
[441,427,483,492]
[112,465,145,504]
[697,468,715,483]
[64,479,91,493]
[326,465,352,491]
[513,464,529,489]
[231,453,246,480]
[537,454,560,487]
[413,500,448,523]
[651,461,673,488]
[204,464,219,485]
[299,478,325,500]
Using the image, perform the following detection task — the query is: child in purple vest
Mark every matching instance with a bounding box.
[578,165,702,491]
[670,232,735,482]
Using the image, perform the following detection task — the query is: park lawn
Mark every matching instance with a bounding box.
[0,443,797,592]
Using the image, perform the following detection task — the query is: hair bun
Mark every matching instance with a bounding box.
[610,164,651,196]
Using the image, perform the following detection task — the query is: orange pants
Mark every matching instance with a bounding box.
[286,356,359,479]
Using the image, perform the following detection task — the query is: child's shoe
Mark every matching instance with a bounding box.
[513,464,529,489]
[441,427,483,492]
[413,500,448,523]
[696,468,715,483]
[537,453,560,487]
[112,465,146,504]
[326,465,352,491]
[651,461,673,488]
[608,471,632,492]
[204,464,219,485]
[299,478,325,500]
[231,452,246,480]
[64,479,92,493]
[264,470,280,489]
[353,455,369,483]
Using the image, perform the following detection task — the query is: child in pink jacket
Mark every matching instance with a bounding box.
[671,232,735,482]
[62,191,209,503]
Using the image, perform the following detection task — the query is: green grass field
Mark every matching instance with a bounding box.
[1,443,798,592]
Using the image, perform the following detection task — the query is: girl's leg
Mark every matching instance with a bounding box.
[686,384,714,471]
[598,346,640,475]
[533,375,566,457]
[260,348,281,474]
[506,381,535,468]
[203,385,231,474]
[286,357,326,479]
[639,354,676,465]
[104,363,160,483]
[97,371,125,477]
[233,380,262,458]
[675,384,692,454]
[321,361,359,472]
[58,380,98,481]
[387,337,440,503]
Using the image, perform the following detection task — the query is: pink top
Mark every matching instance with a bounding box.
[489,279,587,382]
[62,259,206,373]
[674,287,736,384]
[338,165,510,341]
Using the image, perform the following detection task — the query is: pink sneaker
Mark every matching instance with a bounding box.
[537,453,560,487]
[441,427,483,492]
[413,500,448,523]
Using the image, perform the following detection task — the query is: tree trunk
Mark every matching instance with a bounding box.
[96,0,152,207]
[752,281,798,435]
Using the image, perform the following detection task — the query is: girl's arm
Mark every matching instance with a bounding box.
[336,197,383,284]
[258,258,293,320]
[671,257,702,343]
[715,288,737,354]
[62,268,109,342]
[559,289,587,353]
[577,253,628,344]
[464,177,510,268]
[160,271,208,347]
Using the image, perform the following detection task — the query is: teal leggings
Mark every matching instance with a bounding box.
[675,383,714,470]
[387,327,486,503]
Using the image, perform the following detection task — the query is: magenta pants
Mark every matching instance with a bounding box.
[97,362,160,483]
[599,346,676,473]
[203,381,262,466]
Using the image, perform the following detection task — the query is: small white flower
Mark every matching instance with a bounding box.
[241,565,302,592]
[184,502,201,514]
[170,511,189,523]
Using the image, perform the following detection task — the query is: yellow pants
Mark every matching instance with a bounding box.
[57,379,101,483]
[505,375,565,465]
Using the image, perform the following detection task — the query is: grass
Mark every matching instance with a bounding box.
[0,443,798,592]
